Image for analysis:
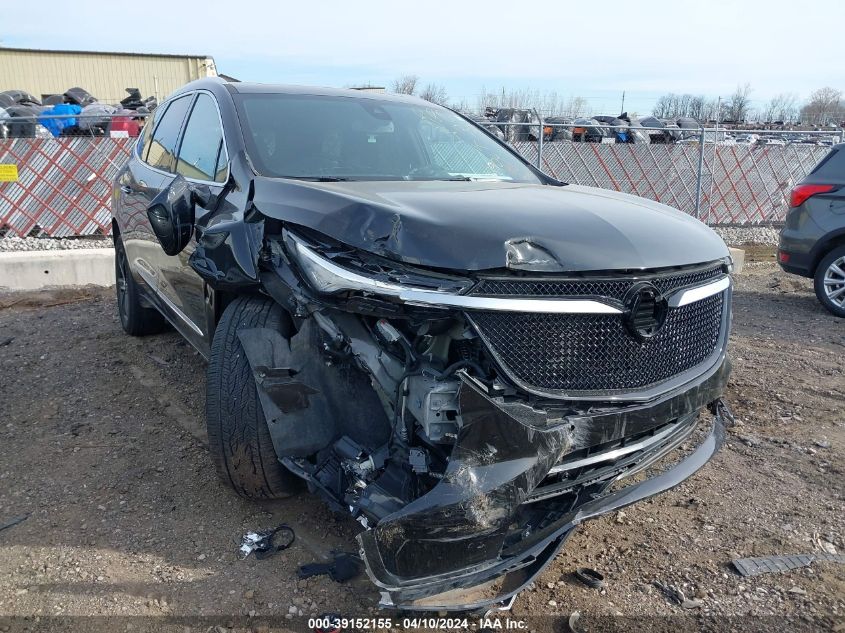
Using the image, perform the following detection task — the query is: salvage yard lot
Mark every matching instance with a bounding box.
[0,261,843,631]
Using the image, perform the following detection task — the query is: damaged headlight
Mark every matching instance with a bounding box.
[284,231,472,298]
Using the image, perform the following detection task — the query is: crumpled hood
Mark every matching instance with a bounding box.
[250,178,729,272]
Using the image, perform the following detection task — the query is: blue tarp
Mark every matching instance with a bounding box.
[38,104,82,137]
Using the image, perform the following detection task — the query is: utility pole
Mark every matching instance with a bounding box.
[620,91,625,115]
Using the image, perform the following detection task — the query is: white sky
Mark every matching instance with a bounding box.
[4,0,843,114]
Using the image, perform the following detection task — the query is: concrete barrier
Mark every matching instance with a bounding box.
[729,247,746,274]
[0,248,115,291]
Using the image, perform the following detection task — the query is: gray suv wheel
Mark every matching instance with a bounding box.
[814,246,845,317]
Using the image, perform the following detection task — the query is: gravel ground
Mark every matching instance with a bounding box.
[712,226,781,246]
[0,263,842,632]
[0,225,779,253]
[0,236,112,252]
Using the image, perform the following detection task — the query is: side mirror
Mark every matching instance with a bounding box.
[146,175,211,256]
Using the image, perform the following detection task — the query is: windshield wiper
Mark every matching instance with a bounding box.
[286,176,355,182]
[405,176,475,181]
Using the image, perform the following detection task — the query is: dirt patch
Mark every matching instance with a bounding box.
[0,263,842,631]
[0,286,110,311]
[738,244,778,264]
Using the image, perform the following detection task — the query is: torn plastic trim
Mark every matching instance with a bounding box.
[236,322,392,461]
[289,231,444,297]
[375,528,578,612]
[546,419,686,475]
[360,400,729,611]
[524,410,701,505]
[355,358,729,602]
[189,152,264,290]
[279,227,469,295]
[263,231,473,321]
[358,377,576,584]
[288,232,620,314]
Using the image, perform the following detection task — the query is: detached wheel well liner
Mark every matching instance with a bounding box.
[205,295,300,499]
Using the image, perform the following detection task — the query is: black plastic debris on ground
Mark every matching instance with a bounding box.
[0,515,28,534]
[239,524,295,560]
[573,567,605,589]
[298,552,362,583]
[732,553,845,577]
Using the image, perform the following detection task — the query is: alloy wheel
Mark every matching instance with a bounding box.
[823,255,845,308]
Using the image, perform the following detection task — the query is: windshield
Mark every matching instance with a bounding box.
[234,93,541,183]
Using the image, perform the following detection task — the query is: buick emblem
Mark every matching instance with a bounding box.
[623,282,668,341]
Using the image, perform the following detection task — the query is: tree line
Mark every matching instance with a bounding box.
[389,74,844,126]
[391,75,589,117]
[653,85,843,125]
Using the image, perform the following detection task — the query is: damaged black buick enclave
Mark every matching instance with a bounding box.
[111,78,734,611]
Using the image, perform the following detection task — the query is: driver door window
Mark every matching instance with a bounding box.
[176,94,228,183]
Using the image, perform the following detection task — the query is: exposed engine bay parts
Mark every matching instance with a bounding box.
[220,221,733,609]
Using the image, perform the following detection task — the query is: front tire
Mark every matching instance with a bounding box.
[814,246,845,318]
[205,296,300,499]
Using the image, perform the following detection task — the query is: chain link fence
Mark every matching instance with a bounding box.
[0,111,145,237]
[0,136,134,237]
[0,114,840,238]
[516,139,830,224]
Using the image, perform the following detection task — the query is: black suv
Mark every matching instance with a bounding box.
[778,143,845,317]
[111,78,734,611]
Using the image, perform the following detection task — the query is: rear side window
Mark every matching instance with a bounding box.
[145,95,192,172]
[176,94,228,183]
[808,148,844,180]
[137,102,168,160]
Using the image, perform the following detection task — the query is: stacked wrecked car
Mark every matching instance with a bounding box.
[0,86,156,139]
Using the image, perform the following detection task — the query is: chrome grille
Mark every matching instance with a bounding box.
[470,293,724,394]
[471,264,724,300]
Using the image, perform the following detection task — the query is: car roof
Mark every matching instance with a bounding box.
[168,77,427,105]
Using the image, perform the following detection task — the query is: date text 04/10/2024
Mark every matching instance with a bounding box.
[307,617,528,630]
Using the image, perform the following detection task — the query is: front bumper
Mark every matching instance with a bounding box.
[358,358,731,611]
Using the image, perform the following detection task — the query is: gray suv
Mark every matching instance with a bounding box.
[111,78,734,611]
[778,143,845,317]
